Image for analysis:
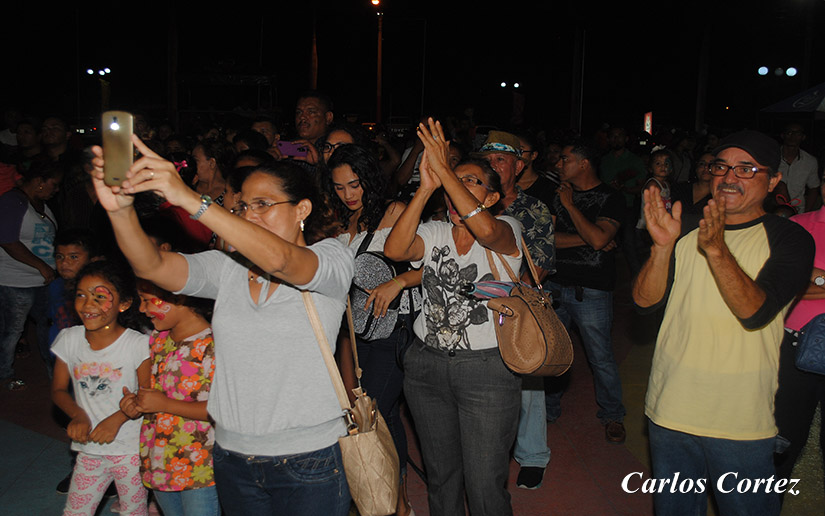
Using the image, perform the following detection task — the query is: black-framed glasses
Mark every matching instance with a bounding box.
[458,175,493,191]
[709,163,769,179]
[231,199,294,216]
[322,141,348,154]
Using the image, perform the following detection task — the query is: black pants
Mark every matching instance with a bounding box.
[773,330,825,495]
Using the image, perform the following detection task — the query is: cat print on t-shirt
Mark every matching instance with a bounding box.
[73,362,123,397]
[421,245,491,351]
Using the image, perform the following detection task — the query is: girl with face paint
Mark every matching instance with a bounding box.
[50,260,152,516]
[125,281,218,516]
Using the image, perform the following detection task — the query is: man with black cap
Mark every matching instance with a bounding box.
[633,130,815,515]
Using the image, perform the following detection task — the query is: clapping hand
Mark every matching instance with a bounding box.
[643,186,682,248]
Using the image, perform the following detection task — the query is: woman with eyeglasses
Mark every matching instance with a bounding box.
[384,119,524,516]
[323,143,420,516]
[89,136,354,516]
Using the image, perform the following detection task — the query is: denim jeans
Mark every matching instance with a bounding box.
[648,420,780,516]
[403,339,521,516]
[356,324,408,476]
[0,284,50,379]
[513,377,550,468]
[212,442,350,516]
[544,283,625,423]
[153,486,220,516]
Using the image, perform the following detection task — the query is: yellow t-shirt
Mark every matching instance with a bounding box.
[645,216,812,440]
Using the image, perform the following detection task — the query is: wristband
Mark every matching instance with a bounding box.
[190,194,213,221]
[391,277,404,289]
[459,203,487,221]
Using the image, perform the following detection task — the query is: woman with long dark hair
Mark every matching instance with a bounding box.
[323,143,418,516]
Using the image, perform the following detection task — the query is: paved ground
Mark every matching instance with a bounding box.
[1,254,822,515]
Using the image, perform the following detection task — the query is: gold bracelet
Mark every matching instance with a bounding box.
[391,277,404,289]
[459,203,487,221]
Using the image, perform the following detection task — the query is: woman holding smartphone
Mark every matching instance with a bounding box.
[90,135,354,516]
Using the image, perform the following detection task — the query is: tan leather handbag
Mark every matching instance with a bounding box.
[484,238,573,376]
[302,292,399,516]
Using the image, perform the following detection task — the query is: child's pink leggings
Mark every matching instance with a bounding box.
[63,452,148,516]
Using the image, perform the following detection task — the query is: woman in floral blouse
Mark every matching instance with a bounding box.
[121,280,216,516]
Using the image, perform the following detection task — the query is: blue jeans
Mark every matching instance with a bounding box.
[153,486,220,516]
[356,325,408,476]
[648,420,780,516]
[544,283,625,423]
[513,377,550,468]
[403,339,521,516]
[212,442,350,516]
[0,284,50,379]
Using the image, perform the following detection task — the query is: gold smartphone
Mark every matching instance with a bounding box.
[101,111,134,186]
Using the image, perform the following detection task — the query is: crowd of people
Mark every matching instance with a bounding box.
[0,93,823,516]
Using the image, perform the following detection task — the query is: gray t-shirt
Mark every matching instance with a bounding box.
[177,238,355,456]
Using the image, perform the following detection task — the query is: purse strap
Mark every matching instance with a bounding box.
[484,236,544,291]
[346,296,364,383]
[301,291,352,413]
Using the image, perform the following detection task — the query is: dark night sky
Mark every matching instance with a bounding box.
[3,0,824,138]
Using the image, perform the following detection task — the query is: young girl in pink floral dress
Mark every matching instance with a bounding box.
[120,280,217,516]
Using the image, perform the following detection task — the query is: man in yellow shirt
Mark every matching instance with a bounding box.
[632,130,814,515]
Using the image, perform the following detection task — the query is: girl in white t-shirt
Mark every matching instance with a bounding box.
[51,260,151,516]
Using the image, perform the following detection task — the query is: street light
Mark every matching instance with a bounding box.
[372,0,383,122]
[84,66,112,112]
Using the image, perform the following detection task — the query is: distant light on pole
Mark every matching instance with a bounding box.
[757,66,769,76]
[774,67,784,76]
[104,68,111,74]
[86,69,94,75]
[786,67,798,77]
[371,0,379,4]
[513,82,520,88]
[500,82,507,88]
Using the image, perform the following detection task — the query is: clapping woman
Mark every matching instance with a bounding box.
[90,135,354,516]
[384,119,524,516]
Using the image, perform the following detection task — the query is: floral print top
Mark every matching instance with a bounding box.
[139,328,216,491]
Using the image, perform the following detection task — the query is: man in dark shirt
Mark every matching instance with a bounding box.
[473,131,555,489]
[546,140,627,445]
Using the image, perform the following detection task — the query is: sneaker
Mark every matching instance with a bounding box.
[56,471,72,494]
[6,378,26,391]
[605,421,626,444]
[516,466,545,489]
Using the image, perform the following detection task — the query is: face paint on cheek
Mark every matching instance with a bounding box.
[94,286,114,313]
[149,297,171,321]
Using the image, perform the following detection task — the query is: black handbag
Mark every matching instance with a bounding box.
[350,233,404,341]
[796,313,825,375]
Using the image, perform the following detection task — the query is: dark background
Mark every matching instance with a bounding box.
[3,0,824,139]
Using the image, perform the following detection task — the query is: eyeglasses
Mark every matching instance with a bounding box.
[709,163,769,179]
[322,141,348,154]
[231,199,293,216]
[458,175,493,191]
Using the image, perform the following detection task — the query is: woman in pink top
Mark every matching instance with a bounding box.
[773,189,825,505]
